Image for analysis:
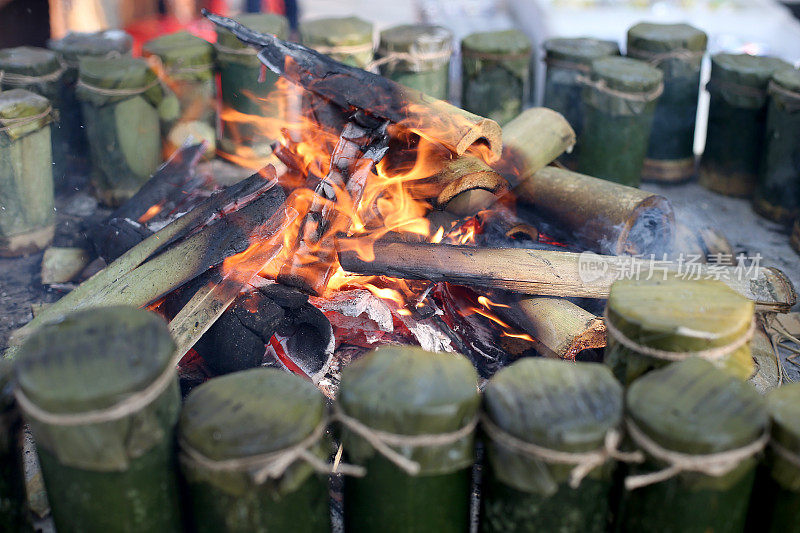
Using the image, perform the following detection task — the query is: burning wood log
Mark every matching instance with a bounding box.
[278,114,390,294]
[434,108,576,216]
[89,142,208,262]
[513,166,675,256]
[202,11,502,162]
[338,241,797,312]
[495,296,606,360]
[7,170,285,355]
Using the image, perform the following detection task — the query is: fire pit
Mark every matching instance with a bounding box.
[1,9,800,533]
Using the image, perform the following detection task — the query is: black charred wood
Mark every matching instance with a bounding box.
[89,143,207,262]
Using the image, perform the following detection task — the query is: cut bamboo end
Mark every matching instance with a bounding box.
[514,166,675,256]
[499,296,606,360]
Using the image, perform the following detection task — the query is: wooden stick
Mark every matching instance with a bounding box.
[513,166,675,256]
[203,11,502,162]
[168,208,296,362]
[338,241,797,313]
[496,296,606,360]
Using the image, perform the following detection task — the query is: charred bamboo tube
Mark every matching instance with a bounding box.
[337,241,797,313]
[497,296,606,360]
[432,155,508,211]
[438,108,575,215]
[6,171,282,355]
[514,166,675,256]
[203,11,503,162]
[14,307,183,533]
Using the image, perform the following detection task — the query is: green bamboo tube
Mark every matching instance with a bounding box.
[461,30,532,125]
[142,31,216,160]
[215,13,288,164]
[337,346,480,532]
[46,30,133,160]
[0,89,54,256]
[699,53,791,197]
[302,16,374,69]
[578,56,663,187]
[748,384,800,532]
[754,68,800,223]
[792,218,800,254]
[0,46,70,187]
[77,56,170,206]
[627,23,707,183]
[0,359,28,531]
[14,306,183,533]
[604,277,755,385]
[542,37,620,169]
[179,368,331,533]
[376,25,453,100]
[619,358,768,533]
[480,358,622,532]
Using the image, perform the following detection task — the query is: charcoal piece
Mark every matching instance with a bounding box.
[92,218,154,263]
[194,291,285,375]
[259,282,309,309]
[278,303,333,377]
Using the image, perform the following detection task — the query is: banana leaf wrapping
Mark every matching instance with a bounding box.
[0,46,71,187]
[215,13,288,163]
[0,89,54,256]
[77,56,172,206]
[541,37,619,169]
[337,346,480,533]
[480,358,622,533]
[604,277,755,385]
[619,358,767,533]
[302,16,374,69]
[142,31,216,160]
[14,307,182,533]
[627,23,707,183]
[754,68,800,223]
[748,384,800,532]
[0,359,27,531]
[179,368,330,533]
[578,56,663,187]
[461,30,532,125]
[46,30,133,161]
[699,53,791,197]
[376,24,453,100]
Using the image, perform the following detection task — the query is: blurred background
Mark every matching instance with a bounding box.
[2,0,800,146]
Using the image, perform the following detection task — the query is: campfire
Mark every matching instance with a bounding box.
[7,12,797,398]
